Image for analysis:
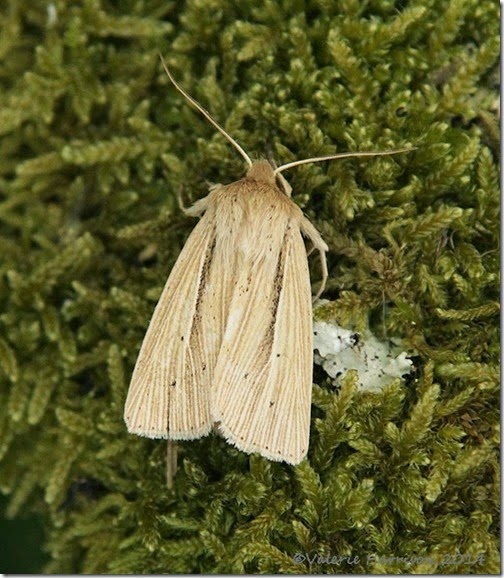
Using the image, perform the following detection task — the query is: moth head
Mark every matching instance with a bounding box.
[245,160,276,186]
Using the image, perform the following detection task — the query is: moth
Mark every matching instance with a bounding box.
[124,55,412,465]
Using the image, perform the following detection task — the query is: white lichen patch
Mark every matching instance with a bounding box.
[313,320,414,392]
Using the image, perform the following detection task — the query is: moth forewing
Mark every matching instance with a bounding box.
[124,207,218,440]
[210,167,314,465]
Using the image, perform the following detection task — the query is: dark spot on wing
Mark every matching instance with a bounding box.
[194,231,217,314]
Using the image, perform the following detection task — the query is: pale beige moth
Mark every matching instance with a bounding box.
[124,55,412,466]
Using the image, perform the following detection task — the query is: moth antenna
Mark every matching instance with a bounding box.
[274,147,416,175]
[159,54,253,168]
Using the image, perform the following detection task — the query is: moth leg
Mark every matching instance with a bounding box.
[177,186,212,218]
[313,249,328,302]
[276,172,293,197]
[300,216,329,302]
[166,440,178,489]
[206,181,222,192]
[176,185,191,215]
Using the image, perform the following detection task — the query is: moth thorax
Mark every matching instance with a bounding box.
[245,160,276,185]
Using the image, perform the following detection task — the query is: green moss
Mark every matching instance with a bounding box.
[0,0,499,573]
